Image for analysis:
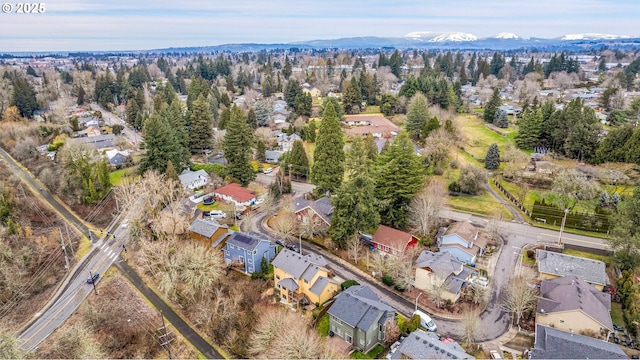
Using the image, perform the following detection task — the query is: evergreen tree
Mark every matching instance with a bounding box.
[363,133,379,161]
[306,120,317,142]
[484,88,501,123]
[484,143,500,170]
[311,102,345,194]
[218,107,231,130]
[77,86,85,105]
[11,77,38,118]
[595,125,634,164]
[288,140,309,178]
[406,92,430,140]
[342,77,362,114]
[165,160,179,183]
[493,109,509,128]
[256,139,266,162]
[282,55,292,79]
[223,105,255,186]
[189,94,214,154]
[624,127,640,165]
[515,108,542,149]
[247,108,258,130]
[139,113,183,174]
[422,117,440,139]
[330,137,380,248]
[165,102,190,168]
[375,132,425,228]
[125,99,140,126]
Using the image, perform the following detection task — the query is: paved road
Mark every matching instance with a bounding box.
[2,146,222,358]
[89,103,140,148]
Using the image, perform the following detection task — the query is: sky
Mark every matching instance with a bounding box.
[1,0,639,52]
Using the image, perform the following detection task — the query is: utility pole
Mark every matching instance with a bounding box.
[59,231,70,269]
[557,208,569,246]
[65,223,75,258]
[158,311,174,359]
[88,271,98,295]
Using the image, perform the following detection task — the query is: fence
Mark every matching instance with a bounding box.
[492,179,532,218]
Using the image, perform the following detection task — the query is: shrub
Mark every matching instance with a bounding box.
[341,280,360,290]
[382,274,394,286]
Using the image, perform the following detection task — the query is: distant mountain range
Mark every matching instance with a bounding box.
[3,32,640,56]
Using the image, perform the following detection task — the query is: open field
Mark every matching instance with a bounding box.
[457,114,516,160]
[109,167,138,186]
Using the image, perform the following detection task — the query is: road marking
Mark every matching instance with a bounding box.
[107,249,113,257]
[512,246,521,249]
[539,233,608,247]
[100,243,106,250]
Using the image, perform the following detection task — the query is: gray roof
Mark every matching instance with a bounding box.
[327,285,395,332]
[67,134,116,149]
[294,196,333,225]
[189,218,226,238]
[537,275,612,331]
[278,278,299,291]
[265,150,283,162]
[416,251,463,279]
[391,330,473,360]
[537,250,608,286]
[309,276,337,296]
[271,248,328,279]
[178,169,209,186]
[226,232,269,251]
[530,324,626,359]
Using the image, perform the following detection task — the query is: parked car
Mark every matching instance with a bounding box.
[275,239,286,247]
[87,273,100,284]
[412,310,437,332]
[490,350,502,359]
[286,243,299,252]
[209,210,227,219]
[263,167,273,174]
[235,213,243,220]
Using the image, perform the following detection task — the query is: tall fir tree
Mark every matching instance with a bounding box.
[311,102,345,194]
[223,106,255,186]
[164,102,190,169]
[329,137,380,248]
[77,86,85,105]
[189,94,214,154]
[11,77,38,118]
[484,143,500,170]
[515,108,542,149]
[139,112,183,174]
[493,109,509,128]
[375,132,425,228]
[288,140,309,178]
[484,87,502,123]
[406,92,430,140]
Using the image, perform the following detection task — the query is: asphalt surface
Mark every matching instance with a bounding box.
[2,146,221,358]
[89,103,140,148]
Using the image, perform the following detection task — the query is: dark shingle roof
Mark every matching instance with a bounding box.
[226,232,269,251]
[415,251,462,279]
[327,285,395,332]
[537,275,612,331]
[67,134,116,149]
[294,196,333,225]
[309,276,336,296]
[189,219,225,238]
[530,324,626,359]
[271,248,327,279]
[391,330,473,360]
[278,278,299,291]
[537,250,607,286]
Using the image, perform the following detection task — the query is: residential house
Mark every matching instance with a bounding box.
[277,133,302,152]
[178,169,210,190]
[223,232,277,275]
[437,222,488,264]
[536,250,607,291]
[302,83,322,98]
[529,324,626,359]
[272,249,339,306]
[86,125,102,137]
[67,134,117,150]
[389,330,474,360]
[342,114,400,138]
[265,150,283,163]
[327,285,396,353]
[536,275,613,336]
[368,225,418,256]
[414,251,475,303]
[104,149,130,166]
[213,183,257,207]
[294,196,333,227]
[188,218,230,248]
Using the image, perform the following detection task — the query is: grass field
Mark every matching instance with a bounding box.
[361,106,381,114]
[350,344,385,359]
[563,248,611,264]
[611,302,624,328]
[303,142,316,166]
[446,190,513,220]
[457,114,516,160]
[109,167,138,186]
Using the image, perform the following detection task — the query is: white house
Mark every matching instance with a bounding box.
[277,133,302,152]
[178,169,210,190]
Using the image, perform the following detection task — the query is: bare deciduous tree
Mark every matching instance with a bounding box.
[461,310,480,347]
[408,179,446,240]
[0,326,25,359]
[552,169,601,211]
[273,208,296,244]
[500,275,537,325]
[388,248,418,290]
[346,234,364,264]
[428,276,450,309]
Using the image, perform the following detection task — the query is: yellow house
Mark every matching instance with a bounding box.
[536,249,607,291]
[536,276,613,337]
[272,248,339,306]
[302,83,321,98]
[414,250,475,303]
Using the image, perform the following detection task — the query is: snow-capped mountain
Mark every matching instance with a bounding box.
[561,33,631,40]
[405,31,478,42]
[491,32,521,40]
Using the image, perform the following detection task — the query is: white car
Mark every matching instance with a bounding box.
[490,350,503,359]
[263,167,273,174]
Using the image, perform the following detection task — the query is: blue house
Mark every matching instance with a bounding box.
[223,232,277,275]
[436,222,488,265]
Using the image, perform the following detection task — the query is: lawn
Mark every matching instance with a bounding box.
[563,248,611,265]
[457,114,516,160]
[611,302,624,328]
[317,314,330,337]
[196,202,220,211]
[446,190,513,220]
[350,344,385,359]
[361,106,381,114]
[303,142,316,165]
[109,167,138,186]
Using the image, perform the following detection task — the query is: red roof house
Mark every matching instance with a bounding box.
[370,225,419,256]
[213,183,257,206]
